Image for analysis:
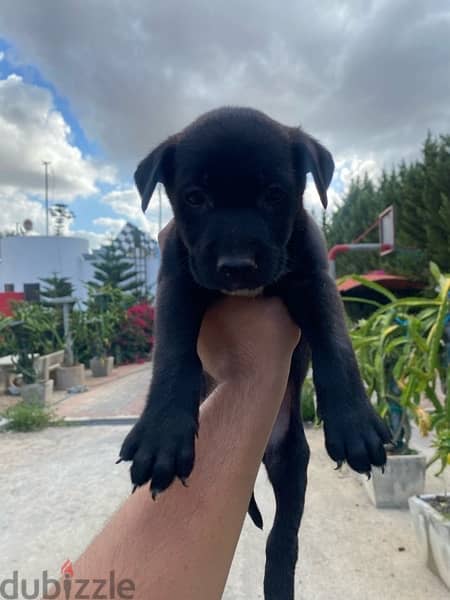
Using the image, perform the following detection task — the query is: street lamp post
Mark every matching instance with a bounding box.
[43,161,51,236]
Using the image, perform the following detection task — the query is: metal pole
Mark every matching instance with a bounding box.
[328,260,336,279]
[43,161,50,236]
[158,185,162,233]
[328,243,390,279]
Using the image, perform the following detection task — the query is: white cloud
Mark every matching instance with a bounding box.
[2,0,449,170]
[0,189,46,234]
[337,157,381,194]
[304,156,381,218]
[0,51,5,62]
[92,216,126,236]
[101,185,173,238]
[0,74,115,202]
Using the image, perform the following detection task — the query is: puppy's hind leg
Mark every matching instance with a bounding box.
[263,345,310,600]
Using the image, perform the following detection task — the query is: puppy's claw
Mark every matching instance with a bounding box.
[366,471,371,481]
[381,465,385,475]
[181,478,189,488]
[115,457,123,464]
[131,485,138,495]
[151,488,161,501]
[334,460,344,471]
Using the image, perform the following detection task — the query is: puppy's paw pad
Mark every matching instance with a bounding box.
[324,407,390,474]
[119,411,197,494]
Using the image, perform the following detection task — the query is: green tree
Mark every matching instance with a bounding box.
[90,240,143,296]
[40,274,74,300]
[421,135,450,271]
[326,133,450,278]
[326,175,383,276]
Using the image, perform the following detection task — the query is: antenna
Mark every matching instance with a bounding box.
[43,160,51,236]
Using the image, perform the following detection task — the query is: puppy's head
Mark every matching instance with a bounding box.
[135,107,334,294]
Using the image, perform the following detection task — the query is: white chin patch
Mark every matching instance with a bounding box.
[221,286,264,297]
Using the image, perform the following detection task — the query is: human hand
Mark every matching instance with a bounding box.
[197,296,300,382]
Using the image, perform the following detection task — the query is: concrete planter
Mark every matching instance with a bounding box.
[55,364,85,390]
[89,356,114,377]
[20,379,54,406]
[362,451,426,508]
[409,494,450,590]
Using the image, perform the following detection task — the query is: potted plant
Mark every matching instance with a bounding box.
[51,297,86,390]
[408,266,450,589]
[409,450,450,589]
[8,320,54,405]
[342,268,449,508]
[86,289,121,377]
[89,315,115,377]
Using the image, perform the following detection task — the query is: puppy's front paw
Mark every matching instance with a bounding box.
[119,408,198,498]
[323,399,391,475]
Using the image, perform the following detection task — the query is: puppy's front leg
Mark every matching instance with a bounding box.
[281,270,391,475]
[120,234,210,498]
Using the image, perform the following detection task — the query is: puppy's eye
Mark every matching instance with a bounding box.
[185,190,209,208]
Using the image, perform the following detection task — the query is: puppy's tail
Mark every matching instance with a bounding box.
[248,492,263,530]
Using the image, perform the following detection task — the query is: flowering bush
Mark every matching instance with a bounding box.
[113,302,154,364]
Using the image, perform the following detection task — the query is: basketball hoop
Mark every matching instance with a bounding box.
[379,205,395,256]
[328,205,396,278]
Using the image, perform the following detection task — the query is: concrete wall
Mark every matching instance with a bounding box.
[0,236,90,302]
[0,235,160,304]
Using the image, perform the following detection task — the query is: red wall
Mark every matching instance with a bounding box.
[0,292,24,316]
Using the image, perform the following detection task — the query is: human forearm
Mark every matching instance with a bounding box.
[52,369,291,600]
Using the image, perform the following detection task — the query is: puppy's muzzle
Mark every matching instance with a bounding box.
[217,255,257,279]
[217,254,259,291]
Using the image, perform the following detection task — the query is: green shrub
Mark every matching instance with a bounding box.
[3,401,59,432]
[343,263,449,471]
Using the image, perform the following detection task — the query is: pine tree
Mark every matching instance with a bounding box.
[90,240,143,296]
[421,135,450,271]
[40,274,74,300]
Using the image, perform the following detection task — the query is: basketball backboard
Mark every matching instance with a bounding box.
[379,205,395,256]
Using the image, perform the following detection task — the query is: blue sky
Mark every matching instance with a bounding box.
[0,38,99,156]
[0,37,132,238]
[0,35,172,245]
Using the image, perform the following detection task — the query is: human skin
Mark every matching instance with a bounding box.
[48,295,300,599]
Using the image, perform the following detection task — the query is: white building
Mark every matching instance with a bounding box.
[0,224,160,303]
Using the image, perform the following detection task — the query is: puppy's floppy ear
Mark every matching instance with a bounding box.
[134,137,176,212]
[291,129,334,209]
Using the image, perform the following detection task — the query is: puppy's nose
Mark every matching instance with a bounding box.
[217,255,258,278]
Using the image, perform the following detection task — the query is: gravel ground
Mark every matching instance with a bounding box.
[0,421,448,599]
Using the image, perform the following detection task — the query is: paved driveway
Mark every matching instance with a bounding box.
[0,422,448,599]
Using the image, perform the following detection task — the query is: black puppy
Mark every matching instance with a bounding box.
[119,107,390,599]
